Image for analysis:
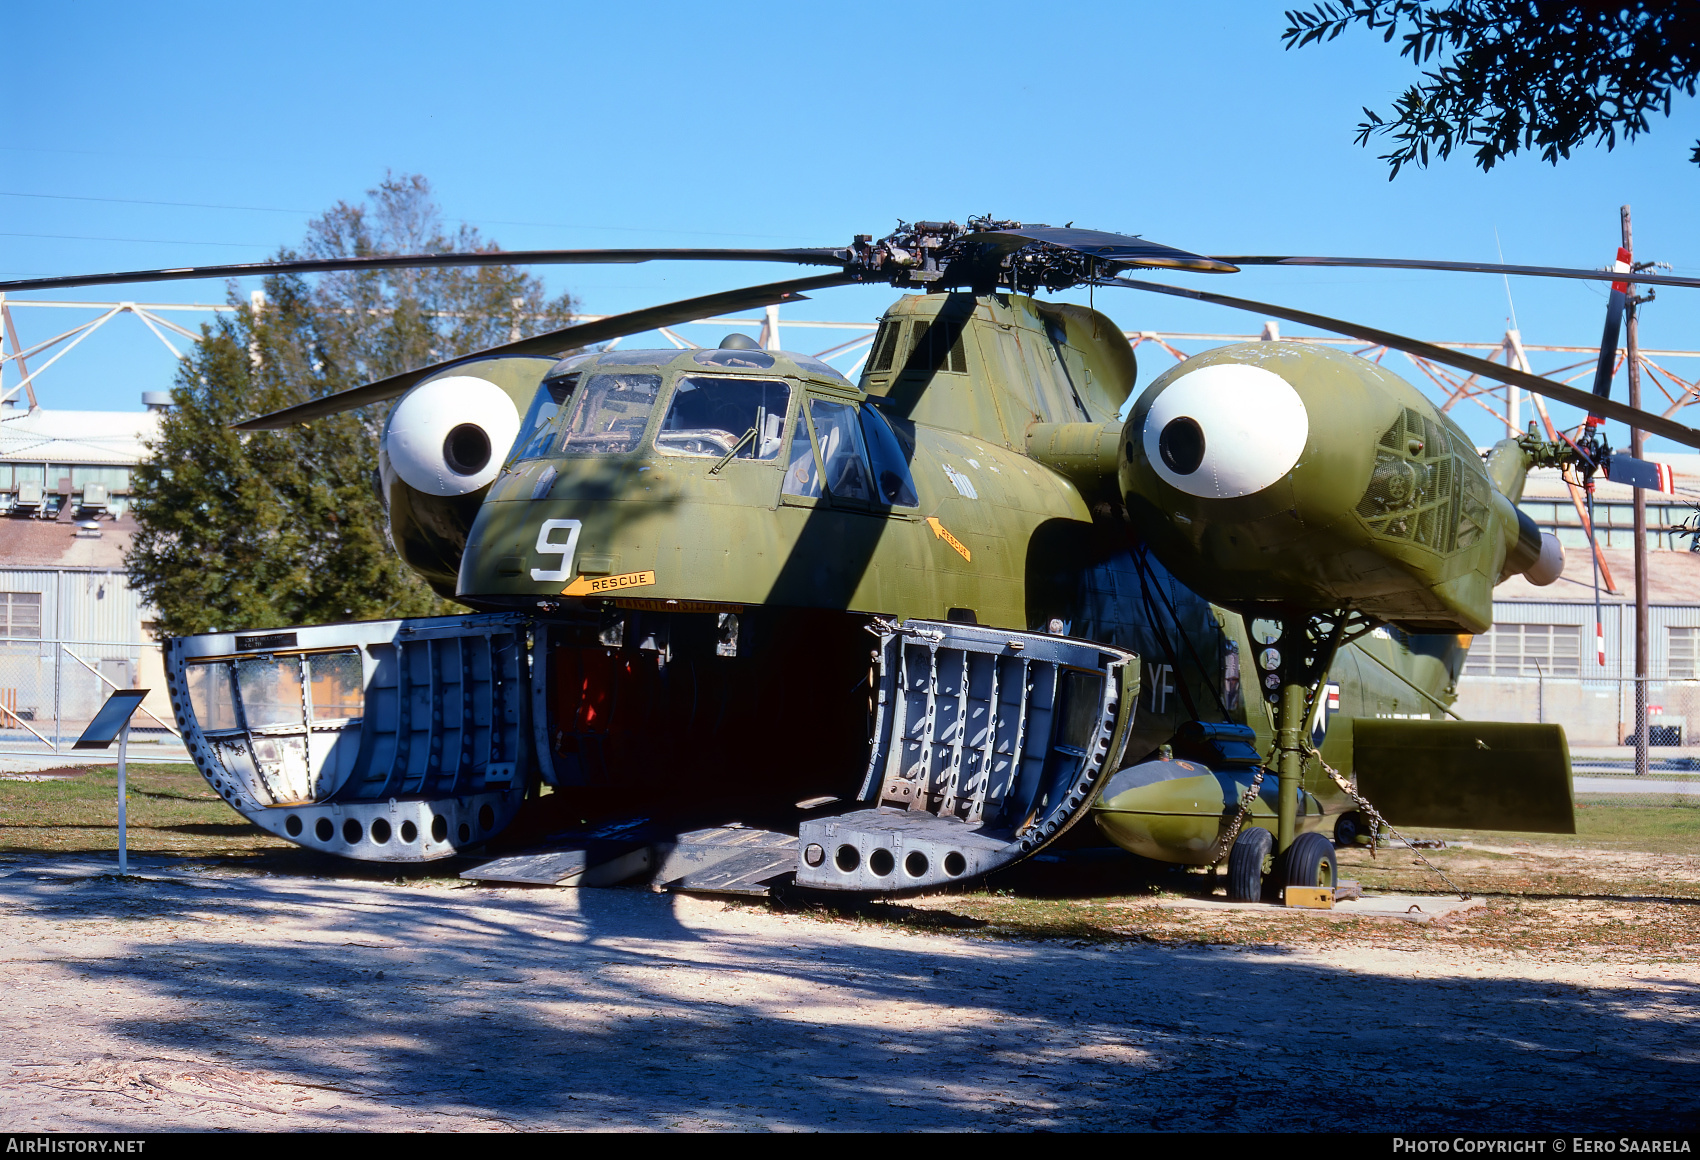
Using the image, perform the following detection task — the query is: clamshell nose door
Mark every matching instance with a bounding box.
[166,613,533,862]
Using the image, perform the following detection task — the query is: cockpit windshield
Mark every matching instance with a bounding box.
[656,376,790,460]
[512,373,578,461]
[558,372,661,455]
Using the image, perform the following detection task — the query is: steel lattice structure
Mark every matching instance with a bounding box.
[8,295,1700,439]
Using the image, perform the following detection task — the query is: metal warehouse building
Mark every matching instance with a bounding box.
[1455,457,1700,748]
[0,400,177,754]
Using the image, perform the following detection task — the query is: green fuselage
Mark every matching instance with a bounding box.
[377,291,1517,866]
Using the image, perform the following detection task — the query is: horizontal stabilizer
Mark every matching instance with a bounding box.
[1351,719,1575,834]
[1605,454,1677,494]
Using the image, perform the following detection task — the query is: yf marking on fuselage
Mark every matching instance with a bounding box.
[1146,662,1176,714]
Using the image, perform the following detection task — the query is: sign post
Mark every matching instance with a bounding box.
[73,689,151,877]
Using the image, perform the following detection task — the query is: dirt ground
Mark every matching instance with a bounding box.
[1,765,1697,1132]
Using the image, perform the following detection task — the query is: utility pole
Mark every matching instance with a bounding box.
[1623,205,1651,779]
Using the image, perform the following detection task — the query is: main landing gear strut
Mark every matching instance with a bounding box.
[1222,609,1373,903]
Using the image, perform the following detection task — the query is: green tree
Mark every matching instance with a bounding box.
[1283,1,1700,177]
[128,174,577,637]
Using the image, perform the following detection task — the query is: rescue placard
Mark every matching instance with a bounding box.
[562,570,657,597]
[925,516,971,562]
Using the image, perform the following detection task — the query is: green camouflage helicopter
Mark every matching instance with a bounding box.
[9,221,1695,898]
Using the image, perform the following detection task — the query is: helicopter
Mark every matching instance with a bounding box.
[8,218,1696,900]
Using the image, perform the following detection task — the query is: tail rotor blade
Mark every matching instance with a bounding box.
[1529,392,1618,593]
[1605,453,1677,494]
[1588,246,1633,424]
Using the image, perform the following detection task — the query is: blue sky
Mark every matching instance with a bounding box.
[8,1,1700,451]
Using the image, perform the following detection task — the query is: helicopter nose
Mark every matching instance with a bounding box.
[1140,361,1310,500]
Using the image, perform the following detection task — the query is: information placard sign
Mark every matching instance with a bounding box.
[73,689,151,750]
[72,689,152,875]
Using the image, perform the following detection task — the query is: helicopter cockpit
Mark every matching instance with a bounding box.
[502,340,919,510]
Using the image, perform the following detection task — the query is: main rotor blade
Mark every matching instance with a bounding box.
[0,247,854,295]
[1102,276,1700,450]
[232,273,854,431]
[965,226,1238,273]
[1214,254,1700,291]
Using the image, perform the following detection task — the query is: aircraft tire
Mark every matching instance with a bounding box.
[1334,811,1370,848]
[1226,827,1273,903]
[1283,830,1338,890]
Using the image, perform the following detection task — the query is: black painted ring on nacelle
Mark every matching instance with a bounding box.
[443,423,493,477]
[1157,416,1206,475]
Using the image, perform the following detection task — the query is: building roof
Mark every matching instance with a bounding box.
[0,407,159,467]
[1495,545,1700,605]
[0,512,136,570]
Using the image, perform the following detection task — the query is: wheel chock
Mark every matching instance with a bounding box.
[1284,886,1334,909]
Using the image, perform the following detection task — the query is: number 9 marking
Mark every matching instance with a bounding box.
[531,518,582,582]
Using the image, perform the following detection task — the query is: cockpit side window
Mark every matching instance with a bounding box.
[859,406,919,506]
[558,372,661,455]
[512,373,578,461]
[655,376,790,460]
[809,399,874,502]
[781,418,822,499]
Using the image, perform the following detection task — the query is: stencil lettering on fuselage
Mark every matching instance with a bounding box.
[1147,662,1175,714]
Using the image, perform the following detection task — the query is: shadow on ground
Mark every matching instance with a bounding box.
[3,864,1697,1132]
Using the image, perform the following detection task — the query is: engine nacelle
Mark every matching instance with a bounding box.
[1118,343,1553,634]
[378,356,556,598]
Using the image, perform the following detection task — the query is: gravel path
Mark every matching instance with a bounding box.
[1,861,1696,1132]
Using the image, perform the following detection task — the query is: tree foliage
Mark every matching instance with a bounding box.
[1283,1,1700,177]
[127,174,577,637]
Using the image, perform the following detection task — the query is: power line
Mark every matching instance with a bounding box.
[0,190,311,214]
[0,189,799,240]
[0,231,270,248]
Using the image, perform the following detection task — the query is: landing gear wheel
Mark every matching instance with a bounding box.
[1334,811,1371,848]
[1226,826,1273,903]
[1284,830,1339,891]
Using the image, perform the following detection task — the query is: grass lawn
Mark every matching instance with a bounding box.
[799,805,1700,953]
[0,763,464,882]
[6,763,1696,954]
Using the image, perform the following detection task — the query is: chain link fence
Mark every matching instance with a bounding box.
[1455,675,1700,807]
[0,634,182,760]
